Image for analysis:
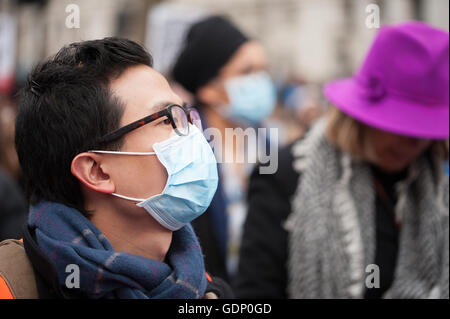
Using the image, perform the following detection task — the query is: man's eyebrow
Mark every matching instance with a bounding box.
[149,101,174,113]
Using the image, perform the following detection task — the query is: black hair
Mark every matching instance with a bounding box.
[15,37,153,215]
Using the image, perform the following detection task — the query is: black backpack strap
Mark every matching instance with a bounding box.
[205,273,235,299]
[22,225,83,299]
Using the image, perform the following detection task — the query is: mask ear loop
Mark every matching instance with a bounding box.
[110,192,146,203]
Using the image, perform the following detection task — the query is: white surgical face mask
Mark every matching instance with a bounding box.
[223,71,277,124]
[90,125,219,231]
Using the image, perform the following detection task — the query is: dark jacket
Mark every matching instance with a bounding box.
[234,143,299,298]
[191,110,230,282]
[192,168,229,282]
[0,169,28,241]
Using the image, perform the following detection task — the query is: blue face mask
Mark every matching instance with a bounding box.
[90,125,219,231]
[224,71,277,124]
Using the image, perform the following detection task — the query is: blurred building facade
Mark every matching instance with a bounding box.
[167,0,449,83]
[1,0,449,90]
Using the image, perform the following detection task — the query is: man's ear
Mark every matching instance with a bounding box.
[71,153,115,194]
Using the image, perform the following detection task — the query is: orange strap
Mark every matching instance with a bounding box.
[0,276,14,299]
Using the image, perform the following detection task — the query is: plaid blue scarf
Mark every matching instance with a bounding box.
[28,201,207,299]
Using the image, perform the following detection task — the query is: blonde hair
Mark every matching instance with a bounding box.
[325,107,449,162]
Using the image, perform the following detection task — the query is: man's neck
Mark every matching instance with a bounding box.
[88,202,173,262]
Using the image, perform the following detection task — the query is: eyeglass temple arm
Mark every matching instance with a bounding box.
[98,109,171,144]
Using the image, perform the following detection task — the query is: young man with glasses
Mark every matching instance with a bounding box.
[0,38,232,299]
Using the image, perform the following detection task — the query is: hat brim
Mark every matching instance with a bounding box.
[324,79,449,140]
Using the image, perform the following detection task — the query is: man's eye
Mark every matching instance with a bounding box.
[163,118,171,125]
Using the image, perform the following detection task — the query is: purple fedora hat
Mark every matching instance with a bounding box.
[324,21,449,139]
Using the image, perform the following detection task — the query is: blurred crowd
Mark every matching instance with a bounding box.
[0,0,449,299]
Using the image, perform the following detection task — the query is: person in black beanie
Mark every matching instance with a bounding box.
[172,16,276,284]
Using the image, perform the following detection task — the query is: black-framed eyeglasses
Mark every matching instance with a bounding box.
[98,104,202,144]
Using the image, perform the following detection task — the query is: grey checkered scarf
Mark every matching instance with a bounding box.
[286,121,449,299]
